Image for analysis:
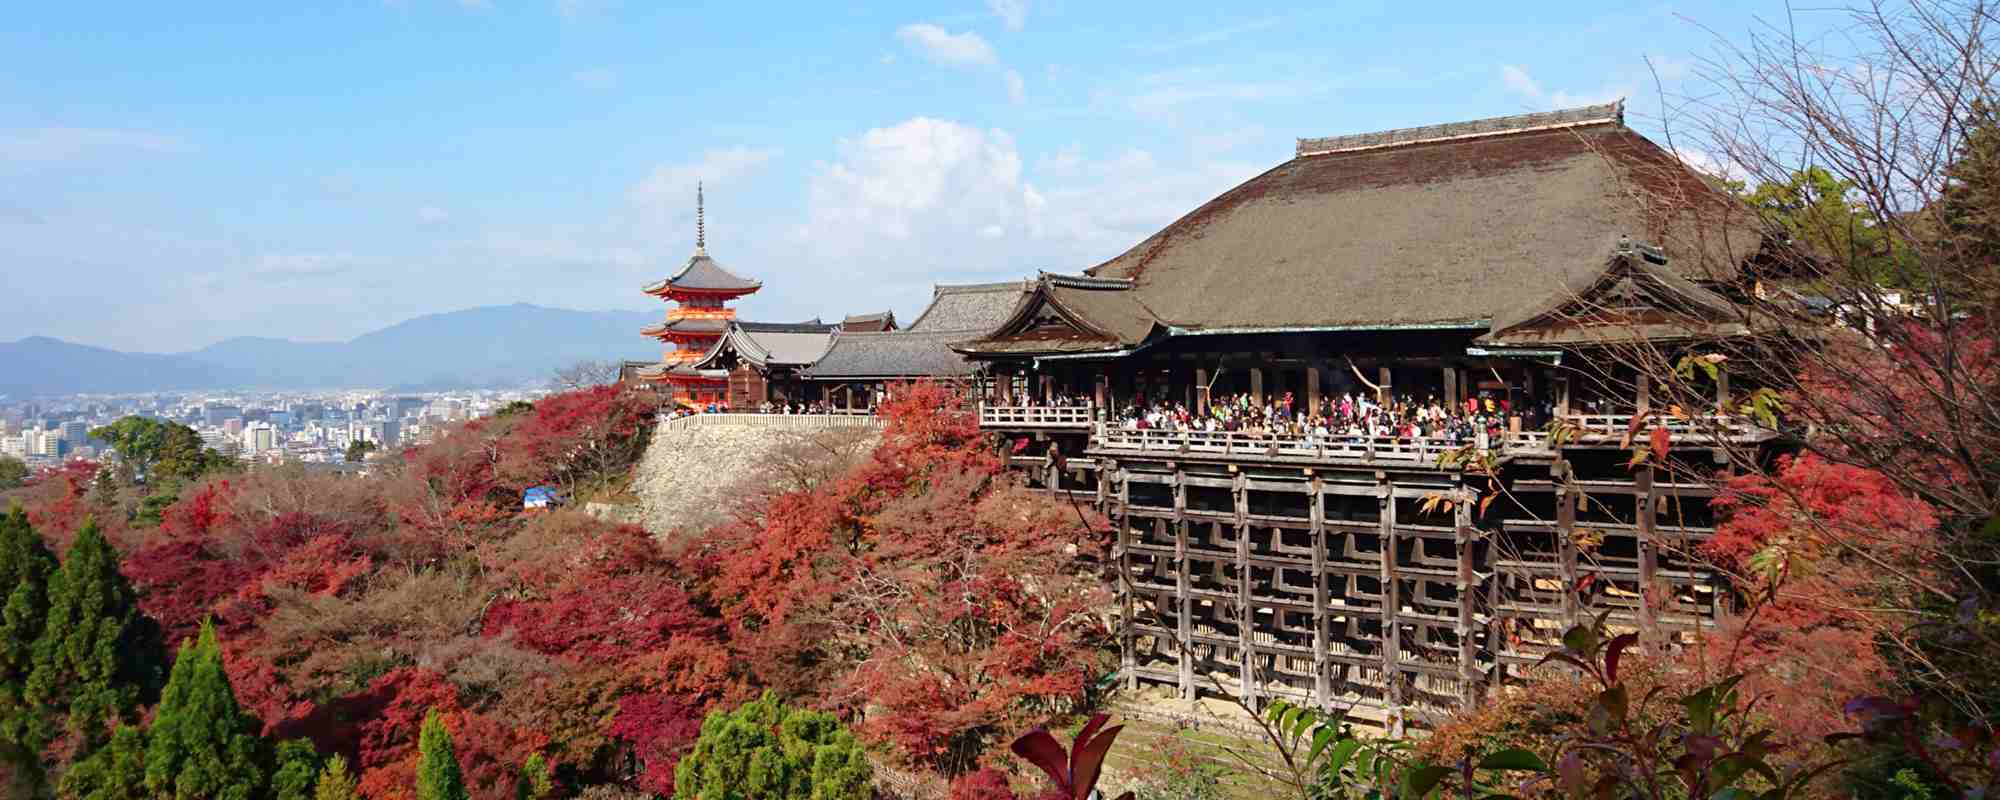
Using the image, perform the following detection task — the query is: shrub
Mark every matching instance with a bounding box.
[672,691,872,800]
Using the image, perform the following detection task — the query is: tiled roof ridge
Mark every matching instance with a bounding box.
[933,280,1031,295]
[1039,271,1133,290]
[1296,100,1625,158]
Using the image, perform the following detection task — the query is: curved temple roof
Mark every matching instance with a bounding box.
[1076,100,1764,336]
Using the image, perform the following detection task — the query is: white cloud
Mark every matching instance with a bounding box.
[895,24,998,68]
[0,127,194,165]
[572,68,616,90]
[894,24,1027,104]
[988,0,1028,30]
[1499,64,1628,110]
[1004,70,1026,104]
[629,146,781,209]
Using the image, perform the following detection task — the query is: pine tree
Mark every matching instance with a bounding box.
[674,692,872,800]
[516,752,554,800]
[270,738,323,800]
[416,709,470,800]
[312,753,358,800]
[0,505,58,762]
[144,620,264,800]
[25,518,162,750]
[56,724,149,800]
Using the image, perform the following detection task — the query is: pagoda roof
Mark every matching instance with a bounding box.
[641,317,730,337]
[1076,100,1767,335]
[642,251,762,296]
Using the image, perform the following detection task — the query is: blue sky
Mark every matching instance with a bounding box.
[1,1,1830,352]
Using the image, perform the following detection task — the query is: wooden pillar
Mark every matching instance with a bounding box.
[1041,374,1054,405]
[1454,484,1481,710]
[1556,376,1572,418]
[1378,471,1403,733]
[1195,368,1211,415]
[1118,468,1135,691]
[1715,369,1731,413]
[1443,366,1458,410]
[1310,477,1330,711]
[1250,368,1265,406]
[1306,366,1323,415]
[1636,372,1652,415]
[1169,470,1192,699]
[1637,464,1660,648]
[1377,366,1393,405]
[1234,471,1256,705]
[1557,460,1581,626]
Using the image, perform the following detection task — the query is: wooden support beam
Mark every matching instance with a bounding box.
[1637,464,1660,648]
[1557,460,1581,626]
[1636,372,1652,414]
[1195,368,1211,415]
[1377,366,1393,405]
[1715,369,1731,413]
[1250,368,1265,406]
[1310,477,1330,711]
[1442,366,1458,410]
[1556,376,1571,417]
[1378,471,1404,734]
[1306,366,1322,415]
[1454,483,1481,709]
[1117,467,1135,691]
[1234,471,1256,706]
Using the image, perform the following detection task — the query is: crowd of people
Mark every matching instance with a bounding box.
[1113,390,1549,446]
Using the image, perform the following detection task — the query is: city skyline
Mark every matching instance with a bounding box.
[0,1,1845,353]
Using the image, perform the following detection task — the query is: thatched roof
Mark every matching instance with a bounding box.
[1082,101,1764,334]
[1476,240,1756,347]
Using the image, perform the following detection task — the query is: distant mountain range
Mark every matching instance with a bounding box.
[0,304,664,397]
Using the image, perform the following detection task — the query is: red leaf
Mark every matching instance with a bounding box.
[1010,729,1072,792]
[1649,426,1671,465]
[1605,633,1639,684]
[1069,724,1123,799]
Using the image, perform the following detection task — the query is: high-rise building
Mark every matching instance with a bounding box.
[203,404,242,426]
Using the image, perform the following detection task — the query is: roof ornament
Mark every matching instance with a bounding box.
[694,181,707,257]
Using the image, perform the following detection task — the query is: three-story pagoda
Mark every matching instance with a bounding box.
[636,183,764,407]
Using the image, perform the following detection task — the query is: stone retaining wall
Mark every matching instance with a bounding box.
[630,414,884,535]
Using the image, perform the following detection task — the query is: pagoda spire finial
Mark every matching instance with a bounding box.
[694,182,706,256]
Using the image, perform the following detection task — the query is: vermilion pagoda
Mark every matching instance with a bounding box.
[635,183,764,407]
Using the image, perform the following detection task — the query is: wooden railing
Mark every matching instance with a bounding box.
[1090,424,1479,465]
[1562,413,1762,442]
[979,404,1096,429]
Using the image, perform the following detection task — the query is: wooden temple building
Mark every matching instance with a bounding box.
[944,101,1777,729]
[632,102,1782,728]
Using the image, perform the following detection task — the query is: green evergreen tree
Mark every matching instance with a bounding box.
[0,455,27,490]
[673,691,872,800]
[515,752,554,800]
[144,620,263,800]
[270,738,323,800]
[56,724,149,800]
[0,506,58,764]
[415,709,469,800]
[25,518,163,751]
[312,754,358,800]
